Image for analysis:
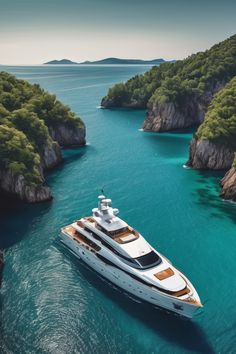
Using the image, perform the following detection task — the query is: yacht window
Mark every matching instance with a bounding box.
[72,231,101,252]
[96,224,107,234]
[134,251,161,268]
[85,225,161,269]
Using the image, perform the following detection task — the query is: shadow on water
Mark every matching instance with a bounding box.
[58,244,214,354]
[142,132,192,159]
[61,145,87,162]
[0,146,87,249]
[194,170,236,224]
[46,145,87,180]
[0,200,52,249]
[0,191,23,213]
[142,126,196,136]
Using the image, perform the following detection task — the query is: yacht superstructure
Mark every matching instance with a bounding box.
[60,195,202,318]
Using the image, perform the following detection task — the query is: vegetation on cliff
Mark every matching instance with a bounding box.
[196,76,236,150]
[0,72,85,193]
[187,75,236,200]
[102,34,236,109]
[0,125,42,187]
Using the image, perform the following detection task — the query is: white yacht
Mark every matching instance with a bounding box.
[60,194,202,319]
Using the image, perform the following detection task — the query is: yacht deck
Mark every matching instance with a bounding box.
[80,217,139,244]
[63,225,101,252]
[112,228,139,244]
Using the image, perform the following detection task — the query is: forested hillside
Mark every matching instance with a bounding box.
[102,35,236,132]
[196,76,236,150]
[0,72,85,202]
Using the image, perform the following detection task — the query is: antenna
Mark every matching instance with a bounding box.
[101,186,105,196]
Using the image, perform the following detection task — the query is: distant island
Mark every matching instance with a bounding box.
[44,59,78,65]
[44,58,170,65]
[80,58,167,65]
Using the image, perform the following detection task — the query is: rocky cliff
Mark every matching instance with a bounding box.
[40,141,62,170]
[142,100,202,131]
[143,81,225,132]
[101,96,145,109]
[0,123,86,203]
[49,124,86,147]
[187,137,236,202]
[220,167,236,201]
[0,168,52,203]
[187,138,234,170]
[185,75,236,201]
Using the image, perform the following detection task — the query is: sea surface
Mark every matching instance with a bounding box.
[0,65,236,354]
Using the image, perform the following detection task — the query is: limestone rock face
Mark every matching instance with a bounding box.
[142,101,202,131]
[49,124,86,147]
[0,169,52,203]
[40,141,62,170]
[220,168,236,201]
[142,81,225,132]
[187,138,234,170]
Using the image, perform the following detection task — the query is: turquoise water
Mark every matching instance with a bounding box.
[0,65,236,354]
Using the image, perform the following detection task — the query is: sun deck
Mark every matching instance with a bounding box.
[112,227,139,244]
[62,225,101,252]
[79,217,139,244]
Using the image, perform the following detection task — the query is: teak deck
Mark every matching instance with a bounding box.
[79,218,139,244]
[154,267,174,280]
[113,228,139,244]
[63,225,100,251]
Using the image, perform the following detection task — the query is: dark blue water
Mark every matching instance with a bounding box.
[0,65,236,354]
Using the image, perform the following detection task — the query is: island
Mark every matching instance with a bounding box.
[80,58,167,65]
[0,72,86,203]
[44,58,170,65]
[101,34,236,201]
[44,59,78,65]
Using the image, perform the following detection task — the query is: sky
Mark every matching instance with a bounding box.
[0,0,235,65]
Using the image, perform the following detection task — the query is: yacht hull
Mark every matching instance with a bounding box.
[60,232,200,319]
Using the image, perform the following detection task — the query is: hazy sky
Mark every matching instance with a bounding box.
[0,0,235,65]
